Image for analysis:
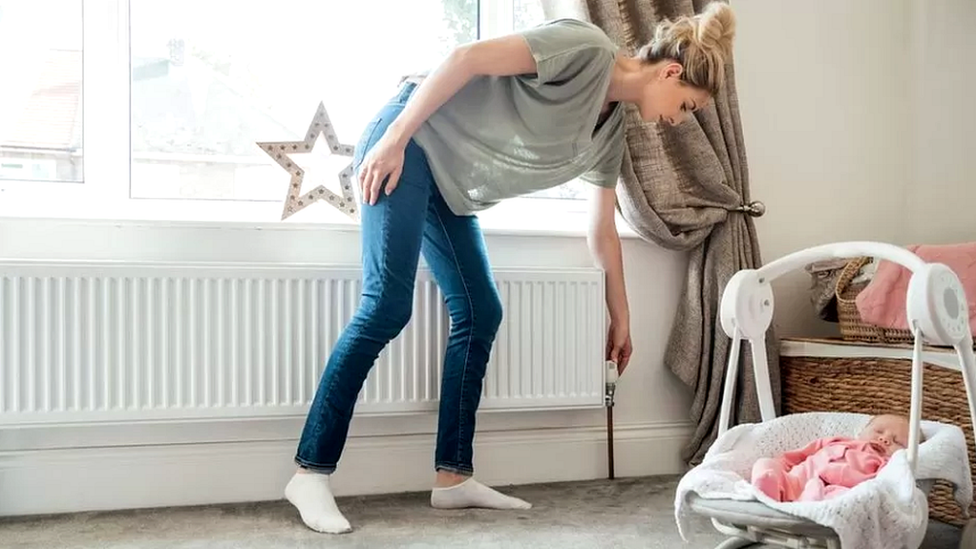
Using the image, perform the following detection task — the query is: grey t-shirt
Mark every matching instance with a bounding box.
[410,18,625,216]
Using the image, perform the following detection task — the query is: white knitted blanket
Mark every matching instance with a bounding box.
[674,412,972,549]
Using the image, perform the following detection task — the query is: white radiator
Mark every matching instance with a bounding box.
[0,261,607,425]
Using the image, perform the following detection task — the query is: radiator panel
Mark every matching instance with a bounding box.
[0,263,606,424]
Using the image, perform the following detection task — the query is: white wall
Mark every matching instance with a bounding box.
[905,0,976,245]
[734,0,975,336]
[734,0,914,336]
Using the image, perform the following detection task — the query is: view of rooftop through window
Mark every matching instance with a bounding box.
[0,0,586,216]
[128,0,582,205]
[0,1,83,184]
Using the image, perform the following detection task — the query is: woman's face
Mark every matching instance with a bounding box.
[637,62,711,126]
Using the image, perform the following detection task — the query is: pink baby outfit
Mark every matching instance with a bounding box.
[751,436,890,503]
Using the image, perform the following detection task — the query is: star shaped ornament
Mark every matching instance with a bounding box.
[258,102,358,221]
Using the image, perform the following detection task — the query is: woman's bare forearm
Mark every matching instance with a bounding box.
[587,187,630,325]
[385,51,474,147]
[385,36,537,147]
[590,227,630,325]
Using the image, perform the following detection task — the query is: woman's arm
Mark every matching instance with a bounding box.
[359,36,538,205]
[587,186,633,373]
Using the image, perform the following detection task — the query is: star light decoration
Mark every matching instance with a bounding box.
[258,102,359,221]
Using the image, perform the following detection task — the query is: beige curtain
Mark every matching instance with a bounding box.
[541,0,780,465]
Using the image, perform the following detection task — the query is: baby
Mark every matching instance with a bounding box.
[751,414,917,503]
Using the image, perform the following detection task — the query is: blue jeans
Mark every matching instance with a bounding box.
[294,83,503,476]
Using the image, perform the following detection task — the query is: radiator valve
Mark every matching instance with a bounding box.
[604,360,619,407]
[605,360,620,480]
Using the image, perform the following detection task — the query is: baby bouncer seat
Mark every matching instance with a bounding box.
[674,241,976,549]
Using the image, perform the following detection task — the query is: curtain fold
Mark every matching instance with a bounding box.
[540,0,780,465]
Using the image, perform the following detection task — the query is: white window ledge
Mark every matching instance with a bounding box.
[0,188,641,240]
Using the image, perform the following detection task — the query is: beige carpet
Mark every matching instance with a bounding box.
[0,476,963,548]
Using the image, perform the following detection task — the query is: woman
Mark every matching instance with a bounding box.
[286,1,736,534]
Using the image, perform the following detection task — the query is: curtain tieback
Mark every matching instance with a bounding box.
[733,200,766,217]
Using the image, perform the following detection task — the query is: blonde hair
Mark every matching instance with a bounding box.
[637,2,736,95]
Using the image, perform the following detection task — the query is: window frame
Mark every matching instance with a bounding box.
[0,0,597,230]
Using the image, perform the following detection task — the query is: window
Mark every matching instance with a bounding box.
[0,1,84,184]
[1,1,592,227]
[514,0,546,31]
[129,0,478,205]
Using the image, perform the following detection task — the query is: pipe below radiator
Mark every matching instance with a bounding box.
[605,360,619,480]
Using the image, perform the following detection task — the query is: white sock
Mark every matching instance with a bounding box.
[284,471,352,534]
[430,478,532,510]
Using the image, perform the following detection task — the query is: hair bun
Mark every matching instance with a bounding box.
[639,1,737,94]
[696,2,736,58]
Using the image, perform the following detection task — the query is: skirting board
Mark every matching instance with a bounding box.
[0,421,693,517]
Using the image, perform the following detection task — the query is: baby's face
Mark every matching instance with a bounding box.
[859,415,911,456]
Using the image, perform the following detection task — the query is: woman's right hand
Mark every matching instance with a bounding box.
[606,320,633,375]
[358,132,406,206]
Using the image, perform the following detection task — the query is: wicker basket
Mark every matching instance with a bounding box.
[781,339,975,526]
[835,256,915,345]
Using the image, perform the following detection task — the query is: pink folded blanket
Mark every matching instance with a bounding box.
[855,243,976,337]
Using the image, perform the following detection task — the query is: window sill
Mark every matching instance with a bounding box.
[0,192,641,240]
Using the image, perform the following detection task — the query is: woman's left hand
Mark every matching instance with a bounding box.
[607,321,633,375]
